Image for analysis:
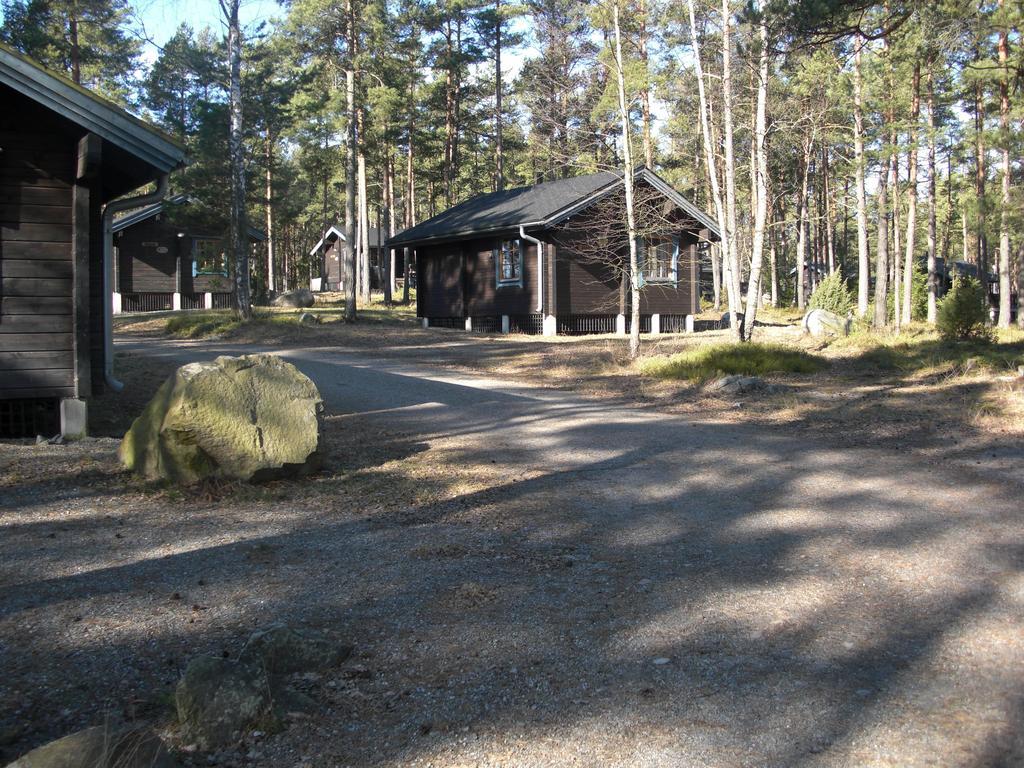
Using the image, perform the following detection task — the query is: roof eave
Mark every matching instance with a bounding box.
[0,43,186,174]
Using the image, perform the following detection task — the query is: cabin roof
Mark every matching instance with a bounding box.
[0,43,186,176]
[112,194,267,241]
[388,167,720,248]
[309,225,385,256]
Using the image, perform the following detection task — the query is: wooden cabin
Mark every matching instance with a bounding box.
[0,44,186,437]
[388,168,719,335]
[309,225,401,292]
[111,194,266,313]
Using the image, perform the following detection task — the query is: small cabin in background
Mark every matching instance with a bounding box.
[309,224,406,292]
[0,44,185,438]
[111,195,266,313]
[388,168,718,335]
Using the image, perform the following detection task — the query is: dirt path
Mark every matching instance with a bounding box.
[1,338,1022,766]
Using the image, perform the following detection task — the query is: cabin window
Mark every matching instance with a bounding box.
[639,236,679,284]
[193,238,227,276]
[495,239,523,287]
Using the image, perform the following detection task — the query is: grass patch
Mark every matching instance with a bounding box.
[827,325,1024,376]
[639,342,826,382]
[165,311,244,339]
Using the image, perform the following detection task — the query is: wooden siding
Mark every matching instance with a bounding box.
[0,91,77,399]
[413,183,705,322]
[115,216,234,295]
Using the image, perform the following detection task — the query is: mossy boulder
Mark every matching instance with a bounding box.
[4,726,172,768]
[175,656,276,749]
[239,624,353,677]
[119,354,323,484]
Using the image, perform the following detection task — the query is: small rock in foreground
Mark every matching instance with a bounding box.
[4,726,172,768]
[175,656,276,750]
[239,624,353,677]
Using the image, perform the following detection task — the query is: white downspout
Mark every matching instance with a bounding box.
[102,174,170,392]
[519,224,544,314]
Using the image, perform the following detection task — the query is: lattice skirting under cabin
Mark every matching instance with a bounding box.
[556,314,617,335]
[121,292,174,313]
[0,397,59,439]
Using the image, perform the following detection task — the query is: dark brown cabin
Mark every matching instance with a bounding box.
[112,195,266,312]
[309,225,401,292]
[388,168,719,335]
[0,44,186,437]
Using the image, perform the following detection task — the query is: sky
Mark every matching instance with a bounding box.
[131,0,284,61]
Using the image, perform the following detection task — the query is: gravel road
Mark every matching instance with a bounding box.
[1,337,1021,767]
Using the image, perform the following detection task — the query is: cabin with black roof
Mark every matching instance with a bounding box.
[387,167,719,335]
[308,224,401,293]
[111,194,266,313]
[0,43,186,437]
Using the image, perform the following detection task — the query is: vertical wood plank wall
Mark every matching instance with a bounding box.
[0,92,78,399]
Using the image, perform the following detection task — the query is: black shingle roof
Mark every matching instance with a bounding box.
[388,168,719,247]
[388,171,620,247]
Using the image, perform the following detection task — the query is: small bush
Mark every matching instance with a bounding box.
[639,342,825,382]
[936,277,993,343]
[808,271,854,316]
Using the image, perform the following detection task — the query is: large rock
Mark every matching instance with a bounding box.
[175,656,275,749]
[239,624,353,677]
[720,312,745,330]
[272,288,314,308]
[803,308,851,337]
[705,374,772,396]
[119,354,323,484]
[5,726,172,768]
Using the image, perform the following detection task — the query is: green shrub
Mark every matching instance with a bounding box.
[808,271,854,316]
[639,343,826,382]
[936,277,992,342]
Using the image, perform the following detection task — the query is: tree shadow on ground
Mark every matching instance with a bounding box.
[2,357,1023,765]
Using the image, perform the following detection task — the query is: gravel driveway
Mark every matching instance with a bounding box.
[1,337,1022,767]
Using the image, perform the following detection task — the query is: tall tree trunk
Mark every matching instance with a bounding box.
[687,0,735,330]
[823,149,836,275]
[853,33,871,317]
[926,62,938,323]
[743,15,769,340]
[342,0,357,321]
[974,79,987,278]
[265,132,275,296]
[902,60,920,325]
[494,0,504,191]
[219,0,251,319]
[612,2,641,359]
[69,14,81,84]
[796,136,812,310]
[720,0,742,333]
[874,167,890,328]
[384,155,395,304]
[997,2,1011,327]
[639,0,654,168]
[358,152,370,302]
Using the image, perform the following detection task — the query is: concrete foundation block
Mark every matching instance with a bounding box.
[616,314,626,336]
[204,292,213,310]
[542,315,557,337]
[422,317,429,329]
[685,314,695,333]
[60,398,87,440]
[172,292,182,311]
[465,317,473,332]
[501,315,510,334]
[112,292,122,315]
[651,313,661,335]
